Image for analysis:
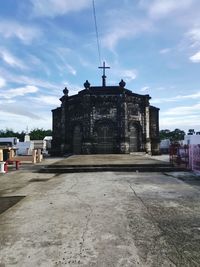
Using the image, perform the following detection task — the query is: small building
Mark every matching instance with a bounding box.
[52,63,160,155]
[44,136,52,151]
[183,134,200,145]
[160,139,170,154]
[0,137,18,147]
[16,141,34,156]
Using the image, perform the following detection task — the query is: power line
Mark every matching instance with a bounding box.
[92,0,102,65]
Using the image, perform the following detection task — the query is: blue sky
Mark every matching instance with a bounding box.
[0,0,200,132]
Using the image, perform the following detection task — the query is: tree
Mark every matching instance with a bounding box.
[159,129,171,140]
[159,129,185,142]
[0,128,25,141]
[0,128,52,141]
[29,128,52,140]
[170,128,185,141]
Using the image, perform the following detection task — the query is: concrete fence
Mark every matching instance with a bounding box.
[169,144,200,172]
[189,145,200,172]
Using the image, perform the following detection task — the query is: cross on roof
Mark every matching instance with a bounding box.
[98,61,110,87]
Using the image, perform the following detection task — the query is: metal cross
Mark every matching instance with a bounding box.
[98,61,110,87]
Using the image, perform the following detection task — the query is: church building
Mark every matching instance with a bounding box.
[52,63,160,155]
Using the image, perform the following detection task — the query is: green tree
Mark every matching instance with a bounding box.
[0,128,25,141]
[170,128,185,141]
[159,129,171,140]
[29,128,52,140]
[159,129,185,142]
[0,128,52,141]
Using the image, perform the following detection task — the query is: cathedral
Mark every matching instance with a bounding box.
[52,63,160,155]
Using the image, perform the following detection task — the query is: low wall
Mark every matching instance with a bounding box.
[169,144,200,172]
[189,145,200,172]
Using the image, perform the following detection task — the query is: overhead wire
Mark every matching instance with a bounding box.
[92,0,102,66]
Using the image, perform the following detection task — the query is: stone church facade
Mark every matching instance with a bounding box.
[52,79,160,155]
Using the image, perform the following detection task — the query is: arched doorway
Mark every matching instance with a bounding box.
[129,124,140,152]
[73,125,82,154]
[95,121,115,154]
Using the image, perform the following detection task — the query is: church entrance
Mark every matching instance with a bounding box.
[95,121,115,154]
[129,124,140,152]
[73,125,82,154]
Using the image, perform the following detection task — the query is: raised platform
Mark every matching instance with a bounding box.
[39,154,187,173]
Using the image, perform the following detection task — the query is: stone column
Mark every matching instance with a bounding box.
[119,92,129,154]
[145,104,151,154]
[61,87,69,154]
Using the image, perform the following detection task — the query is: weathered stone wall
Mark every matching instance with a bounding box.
[51,86,160,155]
[126,95,148,152]
[51,107,62,155]
[150,106,160,155]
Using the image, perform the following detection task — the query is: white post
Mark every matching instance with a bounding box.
[37,149,42,163]
[32,150,37,164]
[0,162,5,173]
[0,149,3,161]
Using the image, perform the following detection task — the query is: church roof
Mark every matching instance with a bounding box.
[71,86,151,100]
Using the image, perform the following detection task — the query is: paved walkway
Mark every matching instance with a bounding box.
[0,166,200,266]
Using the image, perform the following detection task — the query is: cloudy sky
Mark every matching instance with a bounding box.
[0,0,200,132]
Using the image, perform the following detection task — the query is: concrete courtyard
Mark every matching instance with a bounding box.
[0,156,200,266]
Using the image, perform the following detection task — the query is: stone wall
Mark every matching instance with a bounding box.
[51,86,160,155]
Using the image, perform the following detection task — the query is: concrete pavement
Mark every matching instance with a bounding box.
[51,154,170,166]
[0,164,200,266]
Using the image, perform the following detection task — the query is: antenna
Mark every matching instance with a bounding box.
[92,0,102,65]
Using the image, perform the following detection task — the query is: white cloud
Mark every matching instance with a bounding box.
[159,48,171,54]
[0,105,41,120]
[28,54,51,76]
[151,91,200,104]
[102,17,153,50]
[31,0,90,17]
[0,77,6,88]
[0,49,26,69]
[141,0,195,19]
[0,85,39,99]
[160,101,200,130]
[53,47,77,76]
[30,95,60,106]
[121,69,137,82]
[162,103,200,116]
[66,63,77,76]
[15,76,59,91]
[187,28,200,48]
[0,68,60,91]
[160,115,200,130]
[0,111,51,131]
[0,20,41,44]
[140,86,150,92]
[190,51,200,63]
[110,67,137,84]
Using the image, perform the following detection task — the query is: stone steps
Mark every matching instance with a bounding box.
[39,164,187,173]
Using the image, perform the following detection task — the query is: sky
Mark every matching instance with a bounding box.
[0,0,200,133]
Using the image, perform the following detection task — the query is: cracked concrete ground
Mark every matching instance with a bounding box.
[0,166,200,266]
